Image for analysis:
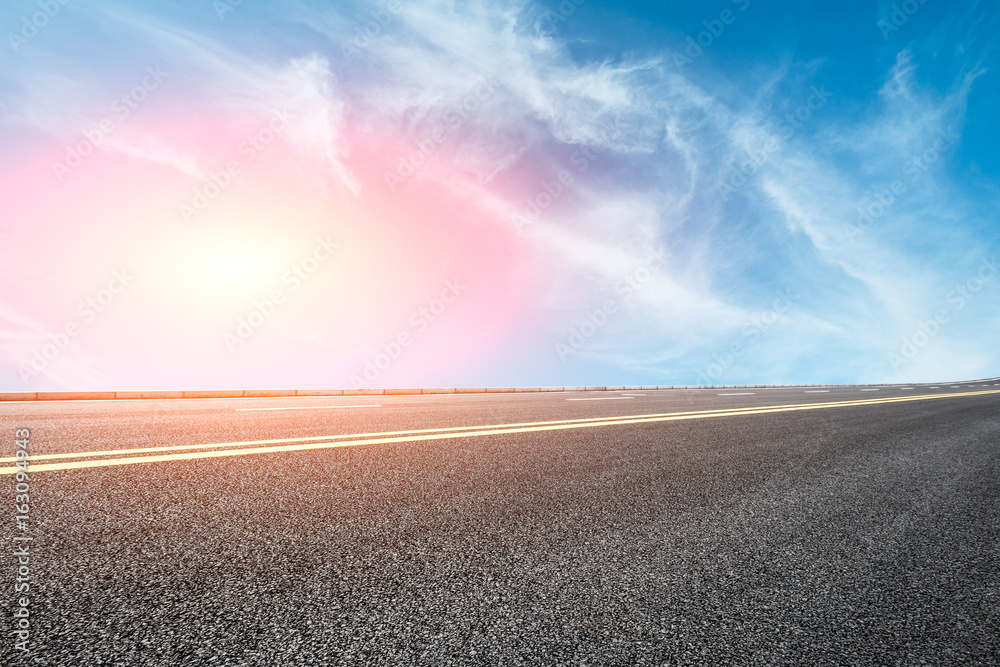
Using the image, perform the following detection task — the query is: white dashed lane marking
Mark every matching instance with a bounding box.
[566,397,634,401]
[235,404,381,411]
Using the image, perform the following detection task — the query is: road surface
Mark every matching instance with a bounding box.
[2,383,999,665]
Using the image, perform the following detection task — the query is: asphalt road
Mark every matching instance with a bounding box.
[2,382,999,665]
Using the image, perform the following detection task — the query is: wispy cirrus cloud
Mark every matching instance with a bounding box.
[1,0,997,389]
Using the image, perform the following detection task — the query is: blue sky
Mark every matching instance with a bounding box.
[0,0,998,390]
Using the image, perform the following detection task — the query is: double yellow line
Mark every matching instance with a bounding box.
[4,389,998,475]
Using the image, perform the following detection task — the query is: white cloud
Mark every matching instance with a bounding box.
[4,0,996,385]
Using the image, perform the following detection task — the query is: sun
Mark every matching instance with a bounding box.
[151,220,301,306]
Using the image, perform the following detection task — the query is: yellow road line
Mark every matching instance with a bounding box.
[0,395,903,463]
[0,391,971,464]
[3,389,998,475]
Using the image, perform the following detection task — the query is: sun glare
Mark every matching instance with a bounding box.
[157,223,298,304]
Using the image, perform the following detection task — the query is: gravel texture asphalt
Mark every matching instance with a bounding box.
[1,384,999,665]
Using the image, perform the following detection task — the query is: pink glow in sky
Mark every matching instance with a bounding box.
[2,100,539,390]
[4,0,997,390]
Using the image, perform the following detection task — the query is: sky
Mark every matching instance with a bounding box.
[0,0,998,391]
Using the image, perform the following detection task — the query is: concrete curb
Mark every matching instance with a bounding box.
[2,380,997,402]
